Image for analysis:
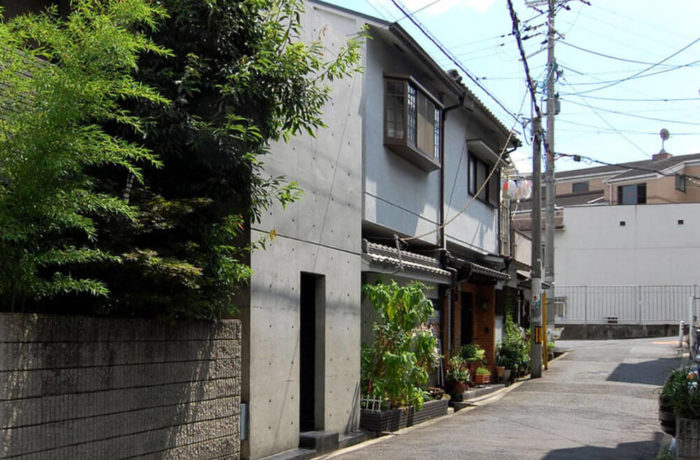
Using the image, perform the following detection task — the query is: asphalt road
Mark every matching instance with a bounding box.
[325,337,682,460]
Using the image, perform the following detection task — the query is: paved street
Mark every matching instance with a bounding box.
[326,337,682,460]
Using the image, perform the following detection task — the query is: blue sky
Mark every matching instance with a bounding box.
[319,0,699,173]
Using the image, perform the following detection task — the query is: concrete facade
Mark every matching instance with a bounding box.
[239,4,365,458]
[0,313,241,459]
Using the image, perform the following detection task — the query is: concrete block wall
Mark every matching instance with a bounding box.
[0,313,241,459]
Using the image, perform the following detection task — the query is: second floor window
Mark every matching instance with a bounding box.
[468,154,499,207]
[572,181,589,193]
[384,77,441,171]
[617,183,646,205]
[676,174,686,192]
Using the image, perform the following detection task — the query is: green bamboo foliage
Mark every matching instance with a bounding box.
[0,1,169,310]
[361,281,440,410]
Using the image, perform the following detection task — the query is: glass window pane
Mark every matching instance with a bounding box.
[407,85,417,145]
[468,156,476,195]
[477,160,487,201]
[385,80,405,140]
[416,92,435,156]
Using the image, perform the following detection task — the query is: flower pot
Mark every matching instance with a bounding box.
[503,369,512,383]
[658,395,675,437]
[360,399,449,433]
[676,417,700,458]
[474,373,491,385]
[451,381,468,396]
[495,366,505,379]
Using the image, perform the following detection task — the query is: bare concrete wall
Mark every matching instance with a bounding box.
[0,313,241,459]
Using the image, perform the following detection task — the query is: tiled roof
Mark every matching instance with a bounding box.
[363,240,451,277]
[555,153,700,182]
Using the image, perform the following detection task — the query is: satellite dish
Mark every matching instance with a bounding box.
[660,128,670,141]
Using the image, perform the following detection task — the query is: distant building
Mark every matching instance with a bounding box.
[513,152,700,328]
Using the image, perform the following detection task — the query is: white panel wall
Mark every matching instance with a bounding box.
[555,203,700,286]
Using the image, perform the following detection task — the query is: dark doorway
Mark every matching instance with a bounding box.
[460,292,473,345]
[300,272,325,432]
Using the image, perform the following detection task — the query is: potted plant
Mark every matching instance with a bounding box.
[474,366,491,385]
[661,367,700,457]
[360,281,446,432]
[459,343,486,380]
[446,356,470,396]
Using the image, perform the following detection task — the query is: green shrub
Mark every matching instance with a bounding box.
[459,343,485,363]
[475,366,491,376]
[361,281,440,410]
[663,367,700,418]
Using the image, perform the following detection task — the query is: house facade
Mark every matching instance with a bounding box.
[239,1,522,458]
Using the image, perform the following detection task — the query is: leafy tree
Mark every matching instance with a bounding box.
[361,281,440,410]
[83,0,364,319]
[0,0,168,312]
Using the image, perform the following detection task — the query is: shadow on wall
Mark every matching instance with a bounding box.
[606,357,681,386]
[542,434,664,459]
[345,381,361,434]
[0,313,241,458]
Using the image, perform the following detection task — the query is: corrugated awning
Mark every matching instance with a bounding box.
[467,262,510,281]
[363,240,452,279]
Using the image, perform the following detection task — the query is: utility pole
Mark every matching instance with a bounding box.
[544,0,557,365]
[530,115,543,379]
[508,0,544,379]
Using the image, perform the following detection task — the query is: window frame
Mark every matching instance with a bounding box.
[617,183,646,205]
[468,152,499,207]
[383,75,443,172]
[675,174,686,192]
[571,181,589,193]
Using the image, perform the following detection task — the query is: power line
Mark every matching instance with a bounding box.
[562,94,700,103]
[558,59,700,87]
[398,0,445,19]
[560,98,700,126]
[560,77,649,156]
[568,38,700,95]
[388,0,522,124]
[559,40,684,67]
[555,152,700,181]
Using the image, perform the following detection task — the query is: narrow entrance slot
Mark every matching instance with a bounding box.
[300,272,325,432]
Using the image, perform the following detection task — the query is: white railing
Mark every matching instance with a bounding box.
[553,285,700,325]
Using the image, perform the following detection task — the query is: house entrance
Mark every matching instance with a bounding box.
[299,272,325,432]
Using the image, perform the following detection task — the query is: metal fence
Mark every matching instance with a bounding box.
[553,285,700,325]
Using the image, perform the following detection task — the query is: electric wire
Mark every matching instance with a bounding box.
[566,38,700,95]
[400,90,530,244]
[560,77,650,156]
[560,98,700,126]
[558,40,681,67]
[555,152,700,182]
[388,0,522,125]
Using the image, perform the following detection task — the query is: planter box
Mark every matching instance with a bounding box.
[658,395,675,437]
[677,417,700,459]
[360,399,449,433]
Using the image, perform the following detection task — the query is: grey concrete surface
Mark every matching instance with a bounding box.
[324,337,681,460]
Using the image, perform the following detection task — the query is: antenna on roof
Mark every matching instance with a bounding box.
[659,128,670,154]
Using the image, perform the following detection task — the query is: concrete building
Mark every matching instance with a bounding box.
[241,2,520,457]
[512,152,700,330]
